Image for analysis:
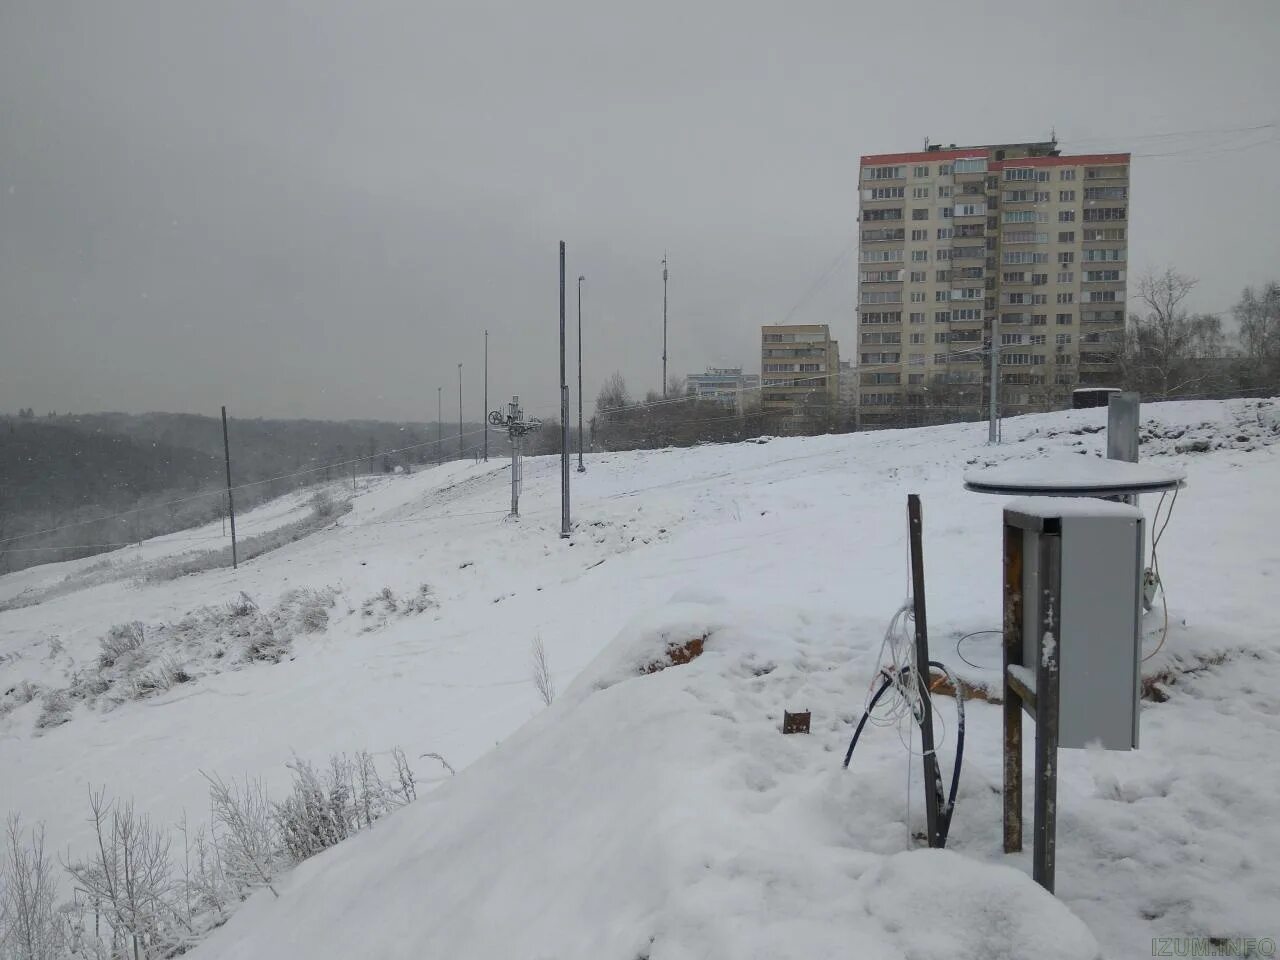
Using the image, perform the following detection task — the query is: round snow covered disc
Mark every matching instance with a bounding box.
[963,456,1185,497]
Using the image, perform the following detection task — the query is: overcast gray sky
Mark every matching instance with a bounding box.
[2,0,1277,422]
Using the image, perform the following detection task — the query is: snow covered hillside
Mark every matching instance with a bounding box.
[3,398,1278,958]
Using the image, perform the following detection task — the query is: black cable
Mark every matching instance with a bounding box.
[843,661,966,848]
[954,629,1001,670]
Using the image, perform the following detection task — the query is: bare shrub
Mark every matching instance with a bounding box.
[35,691,71,731]
[530,635,556,706]
[272,755,354,862]
[310,489,336,519]
[97,623,145,670]
[129,657,193,701]
[1,816,65,960]
[63,789,188,959]
[203,773,280,899]
[226,592,257,618]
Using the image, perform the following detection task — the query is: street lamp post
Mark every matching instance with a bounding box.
[437,386,442,463]
[457,363,464,459]
[577,275,585,472]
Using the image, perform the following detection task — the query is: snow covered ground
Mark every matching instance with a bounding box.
[2,398,1278,958]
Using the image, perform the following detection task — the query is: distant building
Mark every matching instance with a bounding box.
[857,139,1130,426]
[686,367,759,412]
[761,324,840,428]
[838,359,857,421]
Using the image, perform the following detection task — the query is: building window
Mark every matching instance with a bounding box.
[910,332,925,344]
[938,185,953,198]
[908,373,924,385]
[933,310,951,322]
[1057,231,1075,243]
[938,163,953,175]
[860,311,902,324]
[1030,334,1047,345]
[910,270,927,282]
[935,269,951,282]
[954,158,987,174]
[1057,292,1074,304]
[909,312,926,323]
[1084,186,1128,200]
[865,165,904,180]
[1031,273,1049,285]
[1004,168,1038,182]
[910,229,928,241]
[954,308,981,320]
[1059,169,1077,181]
[909,352,925,365]
[912,208,929,220]
[1059,190,1076,202]
[1084,248,1125,262]
[1003,271,1026,283]
[1058,210,1076,222]
[1031,294,1048,305]
[936,227,954,240]
[862,291,904,304]
[911,250,929,262]
[861,248,905,263]
[1084,227,1126,241]
[935,248,952,261]
[1085,290,1119,303]
[1085,269,1123,282]
[935,331,949,344]
[1056,333,1072,344]
[940,207,953,219]
[1056,313,1073,325]
[913,165,930,178]
[1058,251,1075,264]
[1030,314,1048,325]
[934,290,949,302]
[1057,271,1074,283]
[860,269,904,283]
[867,186,905,200]
[913,186,930,199]
[863,227,906,242]
[910,291,926,302]
[1082,207,1127,222]
[954,202,986,217]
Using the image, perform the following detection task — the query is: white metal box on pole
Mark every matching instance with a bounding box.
[1005,497,1145,751]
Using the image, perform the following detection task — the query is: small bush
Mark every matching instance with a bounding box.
[97,621,145,669]
[311,489,336,519]
[35,691,71,730]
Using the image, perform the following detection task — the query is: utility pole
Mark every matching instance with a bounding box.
[559,241,571,538]
[457,363,464,460]
[220,406,238,570]
[662,252,669,398]
[490,397,539,518]
[577,275,585,472]
[437,386,443,462]
[483,330,489,462]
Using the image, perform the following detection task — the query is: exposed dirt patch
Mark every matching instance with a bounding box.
[642,634,707,674]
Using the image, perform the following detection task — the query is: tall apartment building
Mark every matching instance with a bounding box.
[761,324,840,427]
[857,140,1129,426]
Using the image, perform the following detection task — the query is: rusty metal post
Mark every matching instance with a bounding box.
[1003,521,1024,853]
[907,494,942,848]
[1033,528,1062,892]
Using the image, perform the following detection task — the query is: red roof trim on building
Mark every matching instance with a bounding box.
[860,149,986,165]
[990,153,1130,169]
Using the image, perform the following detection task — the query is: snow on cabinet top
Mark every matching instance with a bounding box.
[1003,495,1144,520]
[964,455,1185,497]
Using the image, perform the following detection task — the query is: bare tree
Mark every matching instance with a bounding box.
[530,635,556,706]
[1232,281,1280,390]
[1,816,65,960]
[595,372,631,412]
[1124,269,1225,398]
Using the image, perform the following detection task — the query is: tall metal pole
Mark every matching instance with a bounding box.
[560,241,571,538]
[221,406,238,570]
[662,253,669,398]
[457,363,463,459]
[988,332,999,444]
[483,330,489,462]
[437,386,442,462]
[577,275,585,472]
[907,494,941,848]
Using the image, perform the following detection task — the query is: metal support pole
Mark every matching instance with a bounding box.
[221,406,238,570]
[988,332,999,444]
[1033,531,1062,893]
[437,387,442,463]
[511,435,521,517]
[483,330,489,462]
[1002,522,1025,853]
[907,494,942,848]
[662,253,669,398]
[458,363,464,460]
[577,276,585,472]
[560,242,571,538]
